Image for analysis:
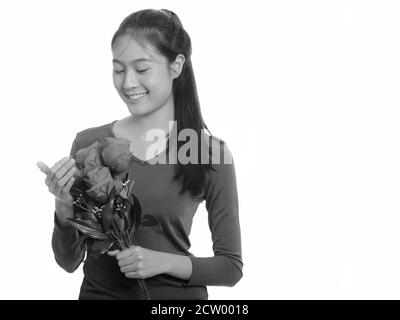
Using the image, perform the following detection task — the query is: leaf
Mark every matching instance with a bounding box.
[141,214,160,227]
[122,230,131,247]
[118,188,128,199]
[67,218,109,240]
[101,185,117,233]
[75,214,103,231]
[123,206,132,231]
[127,171,135,198]
[108,230,123,247]
[70,183,87,200]
[68,217,99,230]
[80,210,101,225]
[101,241,116,255]
[71,234,90,256]
[89,239,116,259]
[112,214,124,234]
[116,238,126,250]
[114,195,126,219]
[129,194,142,234]
[86,195,101,210]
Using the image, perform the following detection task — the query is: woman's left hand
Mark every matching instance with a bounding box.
[107,245,170,279]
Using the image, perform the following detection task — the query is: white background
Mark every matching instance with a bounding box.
[0,0,399,299]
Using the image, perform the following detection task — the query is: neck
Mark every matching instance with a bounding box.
[127,95,175,140]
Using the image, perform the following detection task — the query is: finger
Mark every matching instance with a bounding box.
[53,158,76,182]
[37,161,50,174]
[45,174,52,187]
[47,159,75,191]
[116,248,135,260]
[125,271,143,279]
[121,263,140,273]
[40,162,53,187]
[49,156,70,181]
[118,255,138,267]
[58,166,76,189]
[61,177,75,194]
[107,250,120,256]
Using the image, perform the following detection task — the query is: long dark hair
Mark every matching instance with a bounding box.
[111,9,216,198]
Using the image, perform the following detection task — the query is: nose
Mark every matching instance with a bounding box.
[122,69,139,90]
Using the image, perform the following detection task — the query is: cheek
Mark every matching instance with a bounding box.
[149,76,173,96]
[113,74,123,90]
[150,69,172,89]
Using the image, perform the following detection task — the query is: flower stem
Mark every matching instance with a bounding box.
[137,279,151,300]
[73,202,90,212]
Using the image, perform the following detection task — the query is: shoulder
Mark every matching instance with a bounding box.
[200,132,238,201]
[200,130,236,190]
[74,120,117,149]
[200,130,234,165]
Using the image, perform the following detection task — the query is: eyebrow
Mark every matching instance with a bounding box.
[112,58,152,64]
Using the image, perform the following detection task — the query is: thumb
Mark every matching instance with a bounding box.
[36,161,50,174]
[107,250,120,257]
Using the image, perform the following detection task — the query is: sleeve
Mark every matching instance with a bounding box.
[51,133,86,273]
[181,141,243,287]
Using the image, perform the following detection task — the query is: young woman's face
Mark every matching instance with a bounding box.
[112,35,175,117]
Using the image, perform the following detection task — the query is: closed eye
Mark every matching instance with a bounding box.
[113,68,149,74]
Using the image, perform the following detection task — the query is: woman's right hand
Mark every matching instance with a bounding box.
[37,156,76,205]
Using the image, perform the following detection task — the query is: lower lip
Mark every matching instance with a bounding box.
[125,93,148,102]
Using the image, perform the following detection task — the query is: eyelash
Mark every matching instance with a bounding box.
[113,69,149,74]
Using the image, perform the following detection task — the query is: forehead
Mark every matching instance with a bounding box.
[112,35,162,64]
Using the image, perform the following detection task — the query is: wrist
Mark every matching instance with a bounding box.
[162,252,173,274]
[55,197,73,207]
[54,210,72,231]
[162,253,192,281]
[55,198,74,226]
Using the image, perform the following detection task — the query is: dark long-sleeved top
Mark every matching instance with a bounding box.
[51,120,243,300]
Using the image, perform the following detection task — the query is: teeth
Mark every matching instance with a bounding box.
[126,92,147,100]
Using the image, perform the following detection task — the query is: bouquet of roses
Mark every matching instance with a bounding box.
[67,137,159,300]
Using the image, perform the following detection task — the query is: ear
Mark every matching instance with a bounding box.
[170,54,186,79]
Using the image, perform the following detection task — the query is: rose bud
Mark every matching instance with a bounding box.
[84,167,114,204]
[72,165,84,181]
[75,141,105,171]
[108,179,124,196]
[82,148,104,175]
[101,137,132,174]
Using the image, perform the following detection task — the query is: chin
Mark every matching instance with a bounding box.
[127,105,152,117]
[129,103,166,117]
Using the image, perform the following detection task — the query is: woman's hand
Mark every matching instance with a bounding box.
[37,156,78,225]
[37,156,76,205]
[107,245,170,279]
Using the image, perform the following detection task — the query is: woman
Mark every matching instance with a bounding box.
[37,8,242,300]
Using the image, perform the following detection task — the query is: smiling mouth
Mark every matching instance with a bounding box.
[124,92,148,101]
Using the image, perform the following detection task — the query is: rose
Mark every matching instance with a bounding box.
[70,165,86,191]
[84,166,123,204]
[82,148,104,176]
[74,141,105,175]
[101,137,132,174]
